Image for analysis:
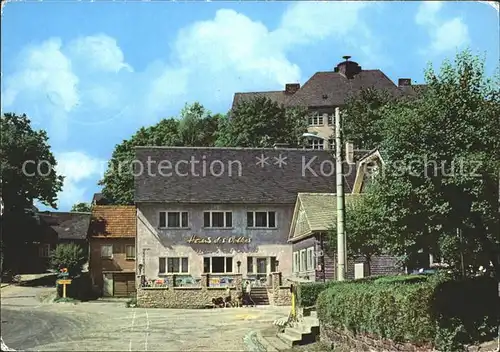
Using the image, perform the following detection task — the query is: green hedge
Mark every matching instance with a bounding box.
[316,274,499,351]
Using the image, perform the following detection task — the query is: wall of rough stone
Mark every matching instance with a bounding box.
[267,272,292,306]
[137,287,239,308]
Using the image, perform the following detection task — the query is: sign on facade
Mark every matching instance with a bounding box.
[187,235,251,244]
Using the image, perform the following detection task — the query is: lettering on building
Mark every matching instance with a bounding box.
[186,235,251,244]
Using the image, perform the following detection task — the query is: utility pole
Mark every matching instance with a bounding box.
[335,107,346,281]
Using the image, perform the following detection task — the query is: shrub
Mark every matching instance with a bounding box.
[50,243,87,277]
[317,274,499,351]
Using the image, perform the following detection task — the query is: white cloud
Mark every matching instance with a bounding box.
[54,151,105,208]
[415,1,470,55]
[67,34,133,73]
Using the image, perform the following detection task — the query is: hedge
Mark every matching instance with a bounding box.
[316,274,499,351]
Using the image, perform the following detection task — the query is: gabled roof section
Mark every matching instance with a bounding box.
[135,147,357,204]
[285,70,400,108]
[92,193,110,205]
[288,193,359,243]
[89,205,136,238]
[38,212,91,240]
[231,91,290,110]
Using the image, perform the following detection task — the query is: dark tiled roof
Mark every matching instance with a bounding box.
[231,91,290,110]
[38,212,91,240]
[89,206,136,238]
[134,147,357,204]
[285,70,400,108]
[92,193,110,205]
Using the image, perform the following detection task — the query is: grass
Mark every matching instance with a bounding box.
[53,296,78,304]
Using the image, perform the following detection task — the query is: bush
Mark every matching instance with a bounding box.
[56,272,97,301]
[317,274,499,351]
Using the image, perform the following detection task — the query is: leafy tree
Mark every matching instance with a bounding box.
[216,97,308,147]
[0,113,64,212]
[1,113,64,273]
[50,243,87,277]
[99,102,221,204]
[329,193,388,274]
[342,88,395,150]
[365,50,500,277]
[71,202,91,212]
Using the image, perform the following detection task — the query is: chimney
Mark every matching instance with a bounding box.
[398,78,411,87]
[345,142,354,164]
[335,55,362,79]
[285,83,300,95]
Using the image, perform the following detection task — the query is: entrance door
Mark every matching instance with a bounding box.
[256,258,267,279]
[113,273,136,297]
[103,273,113,297]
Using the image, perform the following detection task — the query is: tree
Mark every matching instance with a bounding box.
[342,88,395,150]
[1,113,64,273]
[50,243,87,277]
[216,97,308,147]
[99,102,221,204]
[71,202,91,212]
[329,193,388,274]
[361,50,500,277]
[0,113,64,212]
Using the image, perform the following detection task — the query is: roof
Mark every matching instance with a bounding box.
[231,91,290,110]
[89,205,136,238]
[92,193,110,205]
[134,147,357,204]
[38,212,91,240]
[288,193,359,242]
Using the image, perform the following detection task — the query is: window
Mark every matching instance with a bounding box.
[159,211,189,228]
[39,244,51,258]
[203,211,232,228]
[247,257,253,273]
[328,139,335,150]
[307,247,314,271]
[125,245,135,260]
[308,113,324,126]
[307,139,324,150]
[327,114,334,126]
[159,257,189,273]
[247,211,276,228]
[270,256,277,272]
[203,257,233,273]
[101,244,113,259]
[300,249,306,272]
[293,252,299,273]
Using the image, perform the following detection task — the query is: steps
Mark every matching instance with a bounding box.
[249,286,270,305]
[276,310,320,348]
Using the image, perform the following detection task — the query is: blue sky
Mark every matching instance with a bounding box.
[1,1,499,211]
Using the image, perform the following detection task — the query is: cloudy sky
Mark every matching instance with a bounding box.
[1,1,499,211]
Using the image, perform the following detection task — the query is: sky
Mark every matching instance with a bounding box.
[1,0,499,211]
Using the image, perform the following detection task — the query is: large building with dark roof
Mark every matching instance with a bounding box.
[134,146,371,288]
[232,56,426,150]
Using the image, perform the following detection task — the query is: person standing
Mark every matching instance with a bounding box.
[245,280,255,307]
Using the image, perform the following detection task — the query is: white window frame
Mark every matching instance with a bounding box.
[101,244,113,259]
[299,249,306,272]
[158,257,189,274]
[307,247,314,271]
[247,211,277,229]
[159,211,189,229]
[203,211,233,228]
[327,114,334,126]
[125,245,135,260]
[203,256,233,274]
[39,244,51,258]
[308,113,324,126]
[307,139,324,150]
[293,252,299,273]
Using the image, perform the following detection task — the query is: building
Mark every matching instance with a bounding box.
[287,150,402,281]
[91,192,110,206]
[88,205,136,297]
[31,211,91,273]
[232,56,426,150]
[134,147,355,288]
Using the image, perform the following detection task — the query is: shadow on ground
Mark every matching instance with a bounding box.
[18,274,57,287]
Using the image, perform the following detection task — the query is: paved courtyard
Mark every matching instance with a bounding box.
[1,285,289,351]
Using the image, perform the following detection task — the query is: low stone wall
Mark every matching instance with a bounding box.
[320,324,434,352]
[137,287,236,308]
[267,272,292,306]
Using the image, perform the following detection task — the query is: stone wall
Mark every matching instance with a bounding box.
[267,272,292,306]
[320,324,434,352]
